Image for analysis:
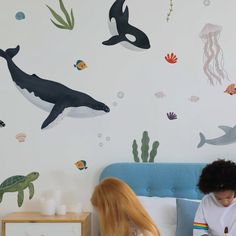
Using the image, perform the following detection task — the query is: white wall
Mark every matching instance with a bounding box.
[1,0,236,235]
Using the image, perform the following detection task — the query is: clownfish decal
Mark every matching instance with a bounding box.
[224,84,236,95]
[74,160,88,170]
[74,60,87,71]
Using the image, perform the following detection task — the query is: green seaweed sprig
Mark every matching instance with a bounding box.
[166,0,173,22]
[46,0,75,30]
[132,131,160,163]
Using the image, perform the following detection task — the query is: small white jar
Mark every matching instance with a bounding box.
[56,205,66,215]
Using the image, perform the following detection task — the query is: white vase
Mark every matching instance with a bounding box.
[40,198,56,215]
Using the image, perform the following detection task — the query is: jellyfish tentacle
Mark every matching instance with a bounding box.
[203,37,216,85]
[213,34,229,81]
[208,35,223,84]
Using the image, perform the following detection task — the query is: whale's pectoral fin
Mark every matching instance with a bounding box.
[41,100,70,129]
[102,35,124,45]
[218,125,232,133]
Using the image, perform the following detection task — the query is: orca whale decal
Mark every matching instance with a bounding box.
[102,0,150,49]
[0,46,110,130]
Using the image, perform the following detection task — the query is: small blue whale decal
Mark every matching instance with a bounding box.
[197,125,236,148]
[0,46,110,129]
[102,0,150,49]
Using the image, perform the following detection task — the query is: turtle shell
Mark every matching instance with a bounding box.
[0,175,24,189]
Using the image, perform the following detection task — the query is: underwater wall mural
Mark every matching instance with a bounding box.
[197,125,236,148]
[103,0,150,49]
[0,45,110,130]
[0,172,39,207]
[46,0,74,30]
[132,131,160,162]
[199,23,228,86]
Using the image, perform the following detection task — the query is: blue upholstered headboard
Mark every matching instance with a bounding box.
[100,163,206,200]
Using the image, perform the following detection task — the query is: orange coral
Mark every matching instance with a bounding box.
[165,53,177,64]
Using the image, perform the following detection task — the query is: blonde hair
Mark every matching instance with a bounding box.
[91,177,160,236]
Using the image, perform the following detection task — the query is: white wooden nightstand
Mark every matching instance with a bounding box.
[1,212,91,236]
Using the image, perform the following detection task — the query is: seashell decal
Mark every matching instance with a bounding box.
[15,132,27,142]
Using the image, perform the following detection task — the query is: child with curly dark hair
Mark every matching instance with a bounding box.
[193,159,236,236]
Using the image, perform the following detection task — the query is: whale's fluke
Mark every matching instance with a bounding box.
[197,132,206,148]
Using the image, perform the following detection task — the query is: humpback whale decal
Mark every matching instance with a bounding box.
[0,46,110,130]
[102,0,150,49]
[197,125,236,148]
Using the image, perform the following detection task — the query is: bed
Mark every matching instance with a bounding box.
[100,162,206,236]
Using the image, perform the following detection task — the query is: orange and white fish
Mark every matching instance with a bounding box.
[74,160,88,170]
[224,84,236,95]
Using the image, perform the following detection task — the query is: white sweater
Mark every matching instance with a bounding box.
[193,193,236,236]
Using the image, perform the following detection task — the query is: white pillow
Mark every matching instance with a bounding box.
[138,196,177,236]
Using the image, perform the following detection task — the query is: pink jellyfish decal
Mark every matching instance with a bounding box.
[199,23,228,85]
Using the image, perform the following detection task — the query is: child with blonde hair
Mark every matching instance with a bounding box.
[91,177,160,236]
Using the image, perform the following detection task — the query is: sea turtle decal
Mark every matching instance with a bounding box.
[0,172,39,207]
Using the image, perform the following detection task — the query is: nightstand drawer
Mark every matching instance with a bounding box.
[6,223,81,236]
[2,212,91,236]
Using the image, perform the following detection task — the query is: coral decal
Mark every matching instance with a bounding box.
[167,112,177,120]
[224,84,236,95]
[46,0,74,30]
[165,53,177,64]
[103,0,150,49]
[199,23,228,85]
[132,131,159,162]
[0,120,6,128]
[155,91,166,98]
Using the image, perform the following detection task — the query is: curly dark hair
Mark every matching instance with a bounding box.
[198,159,236,194]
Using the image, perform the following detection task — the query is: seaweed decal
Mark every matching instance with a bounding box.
[46,0,74,30]
[166,0,173,22]
[132,131,159,162]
